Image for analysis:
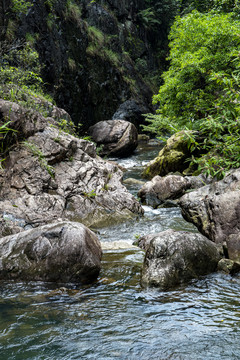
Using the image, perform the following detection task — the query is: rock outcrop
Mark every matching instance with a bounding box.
[138,229,221,289]
[88,119,138,157]
[179,170,240,244]
[1,0,160,131]
[0,221,102,283]
[179,169,240,261]
[0,100,143,236]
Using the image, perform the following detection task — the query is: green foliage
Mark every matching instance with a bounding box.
[87,26,105,45]
[152,11,240,129]
[96,144,104,156]
[64,0,82,26]
[145,11,240,178]
[83,190,97,198]
[0,121,17,166]
[140,0,180,30]
[213,0,240,15]
[57,118,81,136]
[86,26,120,66]
[11,0,33,16]
[0,41,54,116]
[181,0,240,15]
[134,233,141,240]
[138,7,162,29]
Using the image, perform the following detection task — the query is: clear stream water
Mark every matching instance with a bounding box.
[1,143,240,360]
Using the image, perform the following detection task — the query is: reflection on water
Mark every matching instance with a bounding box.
[1,143,240,359]
[1,272,240,360]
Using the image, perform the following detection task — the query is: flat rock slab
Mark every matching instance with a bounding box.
[0,221,102,284]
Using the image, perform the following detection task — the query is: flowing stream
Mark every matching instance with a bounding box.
[1,142,240,360]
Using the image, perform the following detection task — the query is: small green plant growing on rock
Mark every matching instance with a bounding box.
[83,190,97,198]
[0,120,18,160]
[57,118,79,136]
[96,144,104,156]
[102,184,109,191]
[23,141,55,178]
[52,118,81,141]
[64,0,82,26]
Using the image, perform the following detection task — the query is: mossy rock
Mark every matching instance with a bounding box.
[142,131,191,179]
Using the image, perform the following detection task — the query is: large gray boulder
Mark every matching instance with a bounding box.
[0,221,102,283]
[88,119,138,157]
[138,229,221,290]
[0,100,143,236]
[179,169,240,245]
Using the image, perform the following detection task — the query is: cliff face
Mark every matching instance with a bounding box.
[1,0,167,132]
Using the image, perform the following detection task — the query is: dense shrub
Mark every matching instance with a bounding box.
[143,11,240,178]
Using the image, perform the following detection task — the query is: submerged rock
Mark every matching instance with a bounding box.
[0,221,102,283]
[138,229,221,290]
[0,100,143,235]
[88,119,138,157]
[123,178,145,186]
[142,131,192,179]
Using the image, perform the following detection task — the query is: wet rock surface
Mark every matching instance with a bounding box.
[0,101,143,236]
[88,119,138,157]
[0,221,102,283]
[138,229,221,290]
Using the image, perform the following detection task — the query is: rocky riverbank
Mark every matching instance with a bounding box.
[0,99,145,283]
[137,131,240,285]
[0,100,143,237]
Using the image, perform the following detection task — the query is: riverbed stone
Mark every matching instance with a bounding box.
[138,174,211,207]
[138,175,190,207]
[123,177,145,186]
[217,258,240,274]
[0,221,102,283]
[139,229,221,290]
[88,119,138,157]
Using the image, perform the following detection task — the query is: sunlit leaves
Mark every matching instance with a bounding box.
[144,10,240,179]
